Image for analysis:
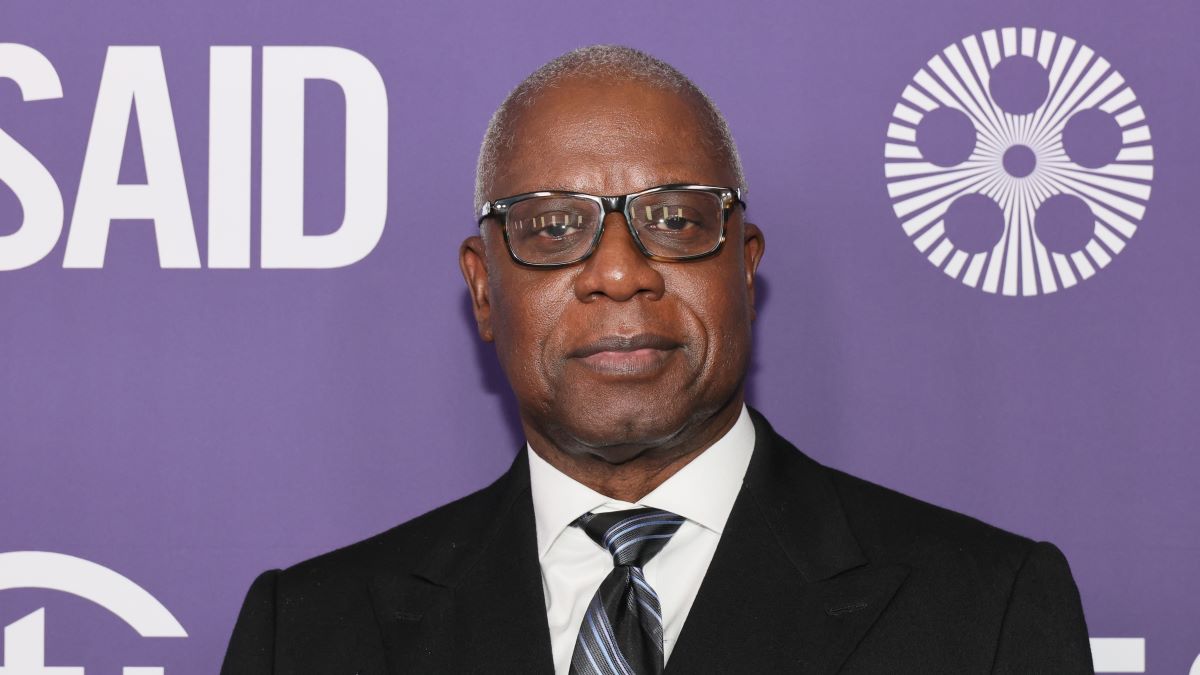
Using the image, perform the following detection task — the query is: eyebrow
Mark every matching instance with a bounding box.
[528,177,705,194]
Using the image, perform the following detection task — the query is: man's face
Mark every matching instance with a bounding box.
[461,77,764,462]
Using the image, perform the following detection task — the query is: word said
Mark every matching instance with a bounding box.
[0,44,388,270]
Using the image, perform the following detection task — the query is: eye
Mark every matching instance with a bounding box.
[531,213,585,238]
[644,205,701,232]
[511,212,586,239]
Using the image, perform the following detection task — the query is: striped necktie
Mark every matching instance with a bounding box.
[568,507,686,675]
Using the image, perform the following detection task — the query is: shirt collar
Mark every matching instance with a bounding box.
[527,404,756,559]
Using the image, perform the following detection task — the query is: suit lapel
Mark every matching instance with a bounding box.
[368,410,907,674]
[666,409,909,674]
[369,450,556,674]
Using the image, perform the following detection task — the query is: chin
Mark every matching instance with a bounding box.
[550,399,698,460]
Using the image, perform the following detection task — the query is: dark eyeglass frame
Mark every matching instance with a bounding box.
[476,183,747,268]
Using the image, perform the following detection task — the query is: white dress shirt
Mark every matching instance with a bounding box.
[527,405,756,675]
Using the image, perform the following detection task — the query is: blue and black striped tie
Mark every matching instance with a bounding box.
[568,507,686,675]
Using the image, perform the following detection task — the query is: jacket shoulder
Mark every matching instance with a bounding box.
[749,407,1041,575]
[817,462,1091,673]
[825,464,1035,571]
[275,466,516,594]
[222,466,521,673]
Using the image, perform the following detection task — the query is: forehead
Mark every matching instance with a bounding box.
[489,77,736,199]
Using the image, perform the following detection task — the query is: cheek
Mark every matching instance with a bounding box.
[488,268,575,394]
[668,262,752,379]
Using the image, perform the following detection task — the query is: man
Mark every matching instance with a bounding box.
[222,45,1093,674]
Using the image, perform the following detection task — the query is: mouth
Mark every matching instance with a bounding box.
[568,334,683,376]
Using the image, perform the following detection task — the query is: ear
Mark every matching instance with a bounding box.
[742,221,765,321]
[459,234,494,342]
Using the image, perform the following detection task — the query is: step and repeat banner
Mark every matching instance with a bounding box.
[2,0,1196,672]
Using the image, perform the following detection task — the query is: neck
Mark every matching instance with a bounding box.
[524,394,744,503]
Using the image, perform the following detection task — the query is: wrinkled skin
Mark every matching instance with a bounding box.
[460,76,765,501]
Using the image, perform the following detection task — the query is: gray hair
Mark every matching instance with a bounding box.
[474,44,746,212]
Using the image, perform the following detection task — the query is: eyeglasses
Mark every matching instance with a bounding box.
[477,183,746,268]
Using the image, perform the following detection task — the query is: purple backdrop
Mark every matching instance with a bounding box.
[2,0,1197,672]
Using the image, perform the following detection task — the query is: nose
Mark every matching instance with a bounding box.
[572,211,666,303]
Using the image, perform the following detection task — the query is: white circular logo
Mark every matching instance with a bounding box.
[884,27,1153,295]
[0,551,186,673]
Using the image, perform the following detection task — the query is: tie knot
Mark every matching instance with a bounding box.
[574,507,685,567]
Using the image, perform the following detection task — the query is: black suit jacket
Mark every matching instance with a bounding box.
[222,409,1093,674]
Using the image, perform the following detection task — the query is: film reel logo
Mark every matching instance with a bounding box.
[884,27,1153,295]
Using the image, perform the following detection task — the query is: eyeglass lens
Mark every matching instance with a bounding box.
[504,190,723,264]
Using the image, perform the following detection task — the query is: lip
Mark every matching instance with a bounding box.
[568,333,683,375]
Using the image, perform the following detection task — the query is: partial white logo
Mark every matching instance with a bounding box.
[884,27,1153,295]
[0,551,186,674]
